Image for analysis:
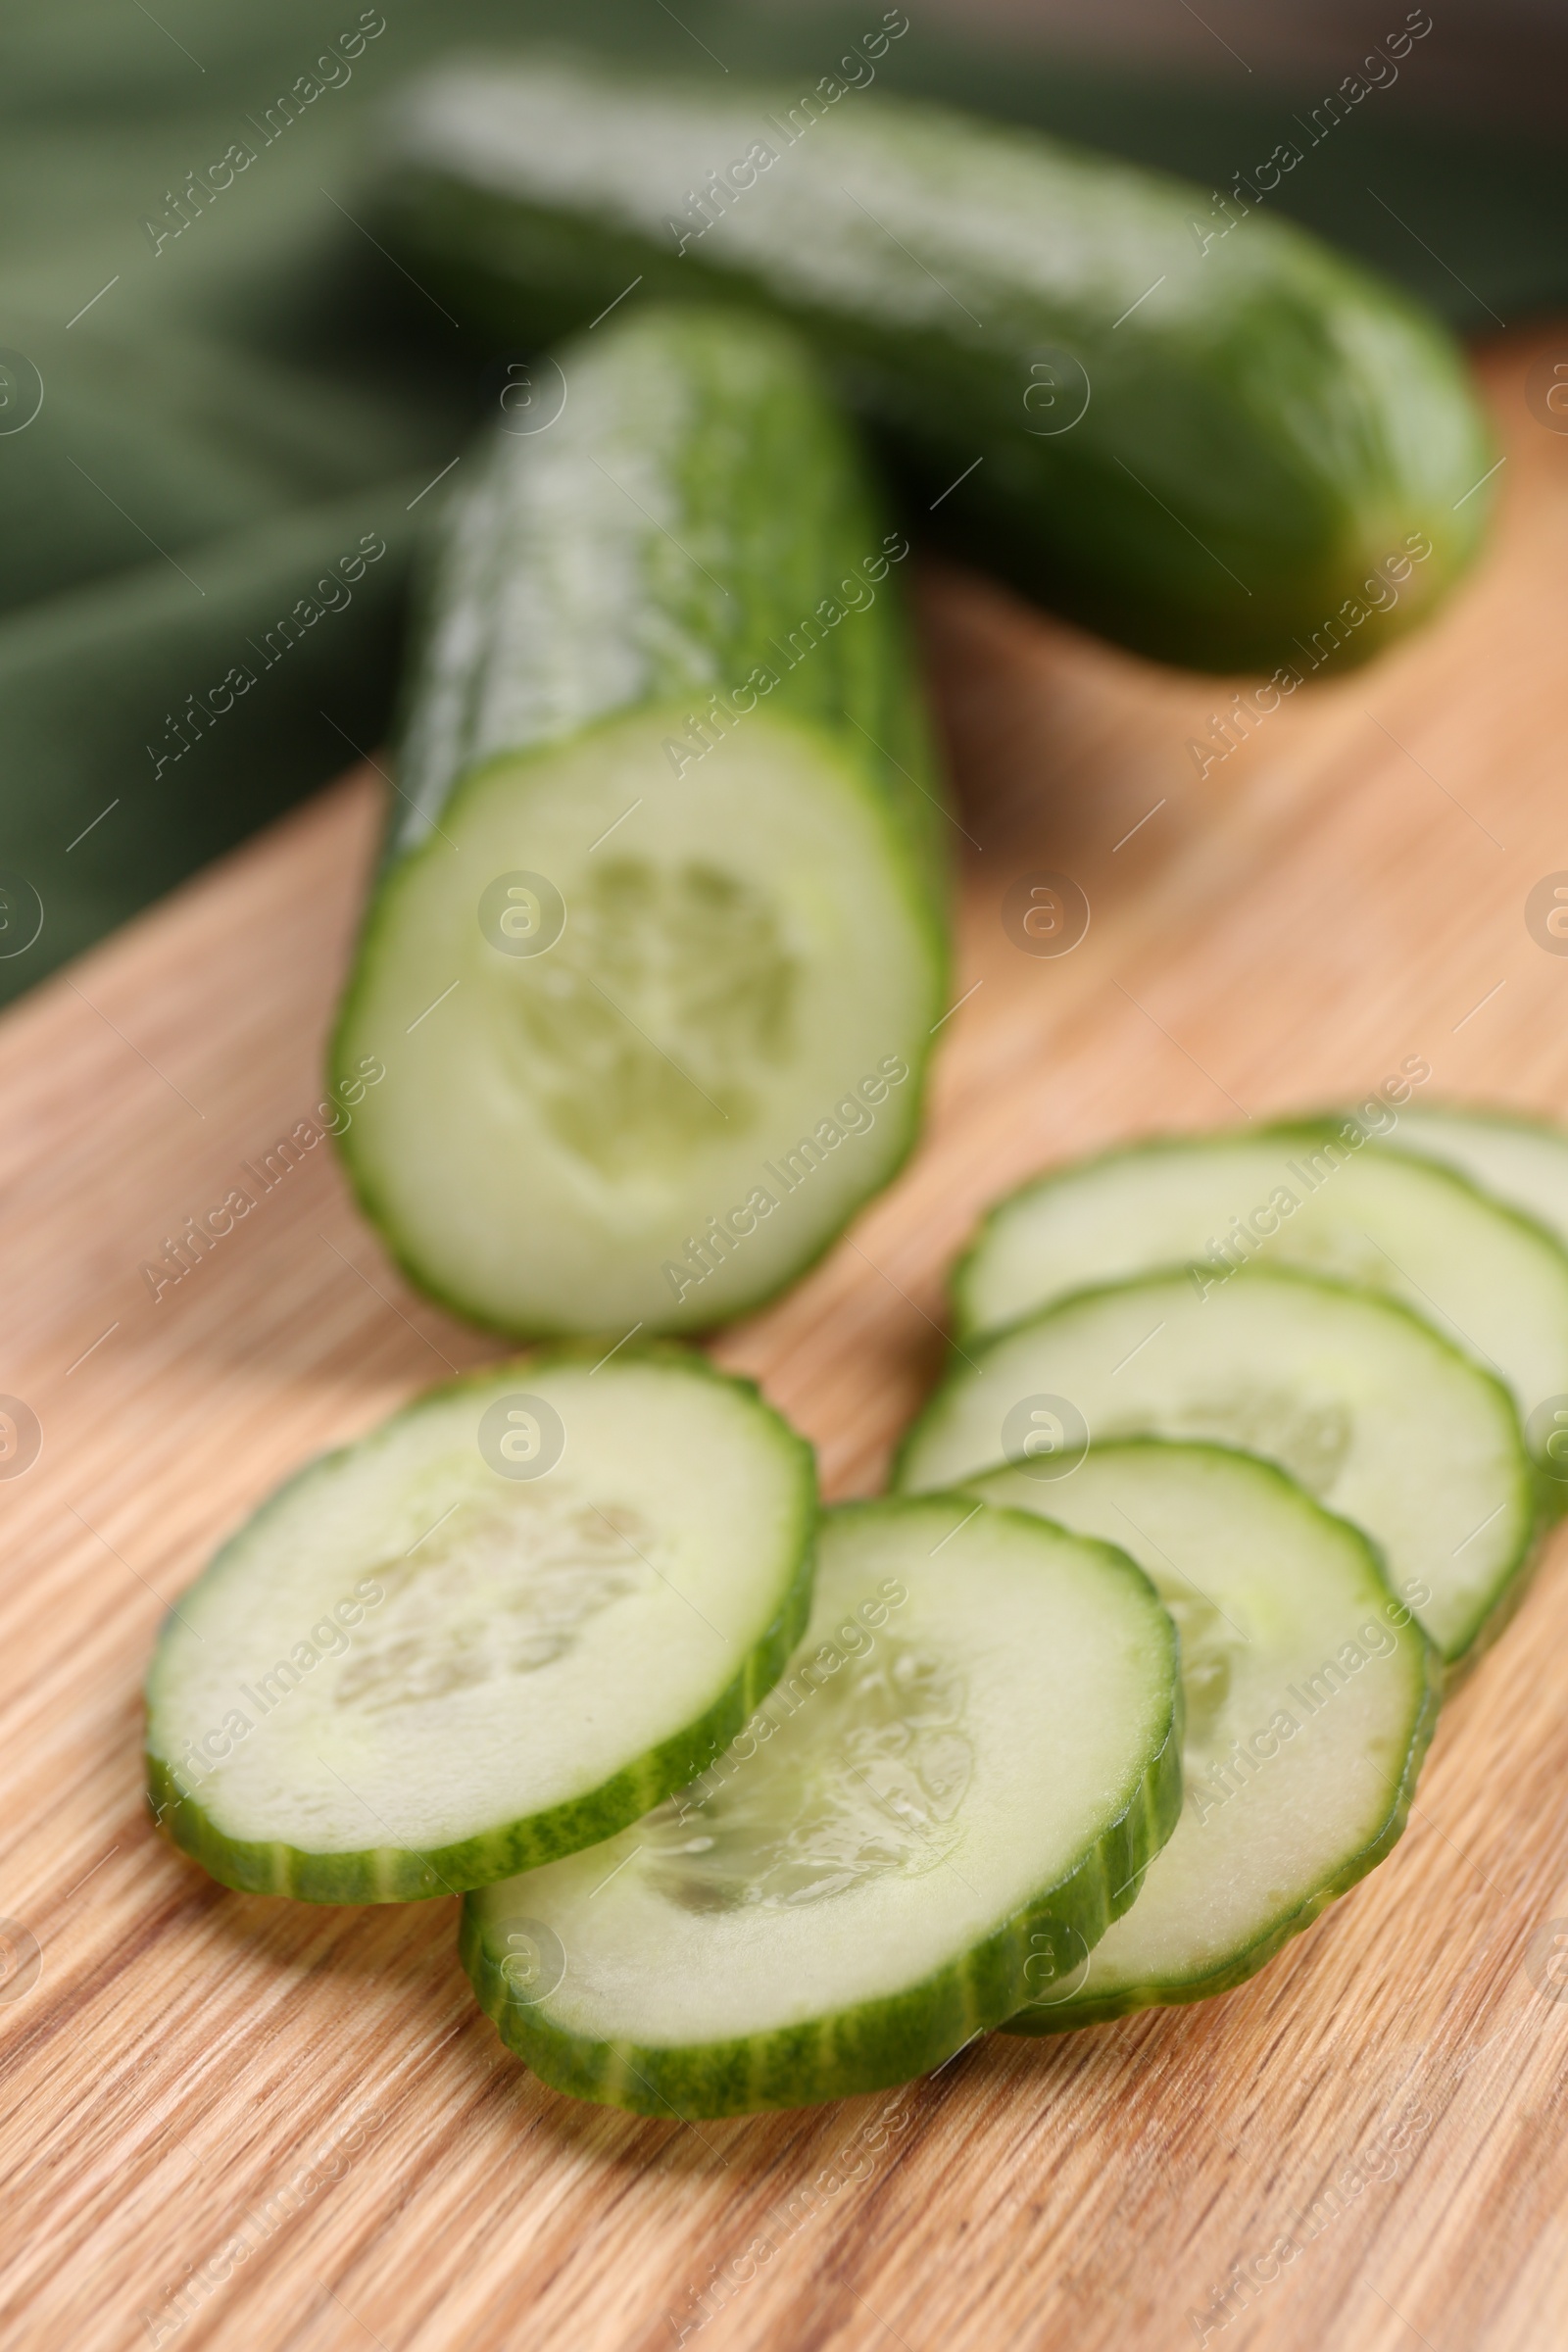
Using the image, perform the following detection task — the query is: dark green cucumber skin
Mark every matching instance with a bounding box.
[327,303,950,1344]
[897,1266,1547,1679]
[460,1498,1184,2116]
[386,61,1495,672]
[144,1348,817,1904]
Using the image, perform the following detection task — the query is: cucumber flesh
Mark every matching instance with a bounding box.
[462,1494,1180,2115]
[954,1123,1568,1464]
[963,1444,1439,2028]
[331,306,947,1340]
[898,1267,1535,1670]
[145,1350,815,1902]
[337,707,936,1335]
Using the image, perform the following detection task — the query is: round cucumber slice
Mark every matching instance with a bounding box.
[1380,1103,1568,1486]
[962,1444,1439,2028]
[1385,1105,1568,1251]
[953,1122,1568,1465]
[331,306,948,1341]
[145,1350,814,1902]
[898,1267,1536,1671]
[461,1494,1180,2116]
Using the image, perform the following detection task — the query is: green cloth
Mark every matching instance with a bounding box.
[1,0,1558,1002]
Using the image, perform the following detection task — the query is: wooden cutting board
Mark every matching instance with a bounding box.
[5,326,1568,2352]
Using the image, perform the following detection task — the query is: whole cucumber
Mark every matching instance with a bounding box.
[386,54,1496,672]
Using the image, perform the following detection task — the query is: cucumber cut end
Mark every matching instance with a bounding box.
[333,705,942,1338]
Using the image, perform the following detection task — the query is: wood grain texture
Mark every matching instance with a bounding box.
[5,327,1568,2352]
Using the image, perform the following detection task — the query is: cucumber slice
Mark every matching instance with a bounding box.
[1377,1102,1568,1253]
[388,58,1494,673]
[961,1444,1439,2028]
[145,1350,815,1902]
[897,1267,1536,1671]
[953,1123,1568,1464]
[1381,1103,1568,1483]
[461,1494,1180,2116]
[331,305,948,1340]
[1363,1101,1568,1486]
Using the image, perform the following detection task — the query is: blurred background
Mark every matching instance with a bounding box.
[2,0,1561,1004]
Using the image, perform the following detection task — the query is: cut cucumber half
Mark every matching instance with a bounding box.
[898,1267,1537,1671]
[953,1122,1568,1465]
[961,1443,1439,2029]
[461,1494,1180,2116]
[331,304,948,1340]
[145,1350,815,1902]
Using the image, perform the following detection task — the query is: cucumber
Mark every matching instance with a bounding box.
[144,1349,815,1902]
[330,304,947,1341]
[461,1494,1180,2115]
[1368,1102,1568,1489]
[1375,1102,1568,1251]
[897,1267,1537,1672]
[953,1122,1568,1466]
[387,57,1495,671]
[962,1444,1439,2028]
